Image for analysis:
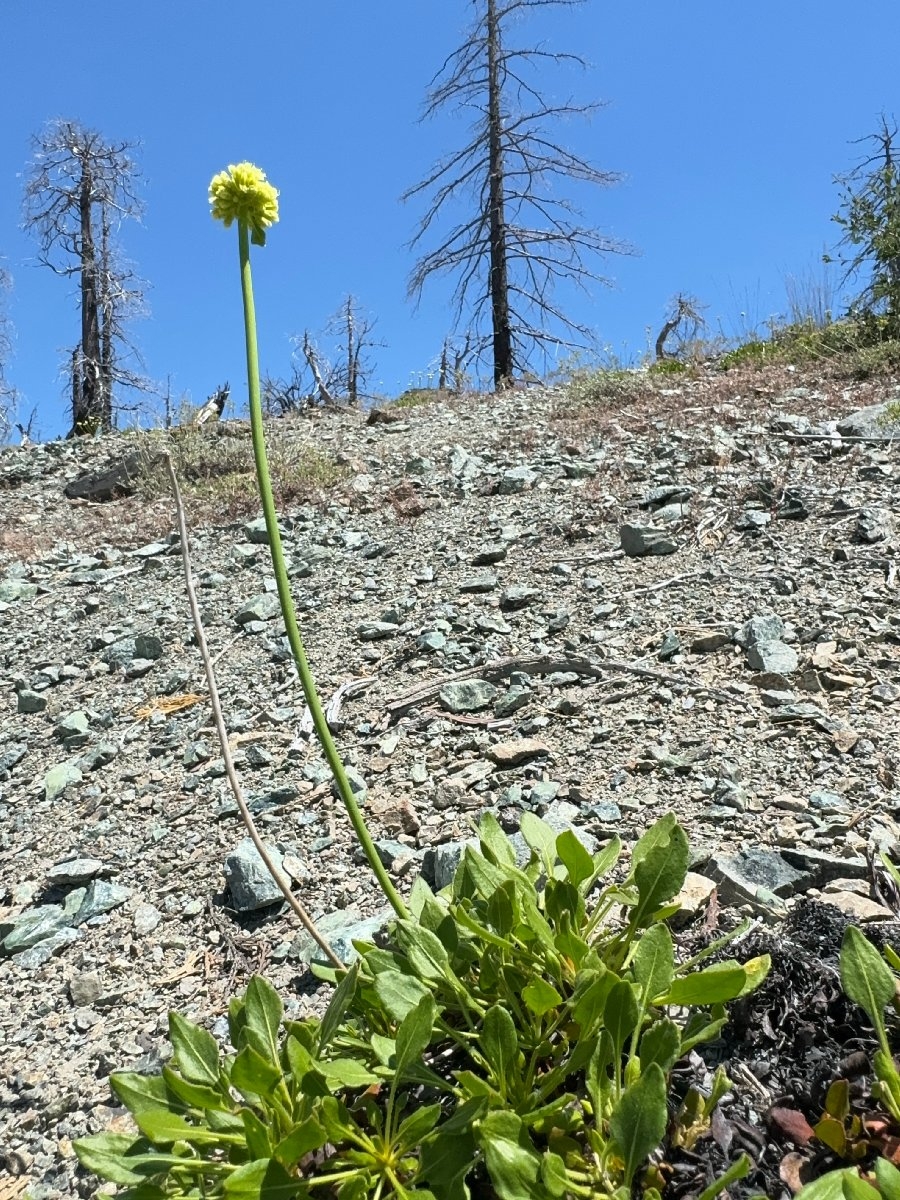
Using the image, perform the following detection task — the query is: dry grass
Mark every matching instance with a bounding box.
[134,423,349,520]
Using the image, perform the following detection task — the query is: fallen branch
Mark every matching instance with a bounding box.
[385,652,752,725]
[298,677,373,735]
[165,452,342,970]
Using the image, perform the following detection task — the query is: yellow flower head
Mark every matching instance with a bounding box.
[209,162,279,246]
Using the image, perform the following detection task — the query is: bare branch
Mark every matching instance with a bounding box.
[165,452,342,970]
[22,118,150,436]
[404,0,634,386]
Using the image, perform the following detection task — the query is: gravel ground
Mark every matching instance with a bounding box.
[1,364,899,1198]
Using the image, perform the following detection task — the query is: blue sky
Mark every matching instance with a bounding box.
[1,0,897,439]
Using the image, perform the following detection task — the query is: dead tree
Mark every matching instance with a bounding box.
[272,297,384,411]
[299,333,338,407]
[404,0,631,389]
[324,296,384,404]
[438,333,473,391]
[0,263,16,443]
[654,294,706,361]
[23,119,149,437]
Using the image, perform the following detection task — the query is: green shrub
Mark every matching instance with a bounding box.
[75,810,768,1199]
[560,368,652,414]
[647,359,687,376]
[392,388,439,410]
[718,340,774,370]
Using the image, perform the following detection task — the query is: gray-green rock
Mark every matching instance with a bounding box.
[3,906,69,954]
[439,679,498,713]
[44,760,83,801]
[71,879,132,925]
[17,689,47,714]
[235,593,282,624]
[0,579,38,602]
[224,838,291,911]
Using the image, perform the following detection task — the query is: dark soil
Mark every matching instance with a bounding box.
[664,902,900,1200]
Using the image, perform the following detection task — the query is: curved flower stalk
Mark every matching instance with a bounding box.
[209,162,408,919]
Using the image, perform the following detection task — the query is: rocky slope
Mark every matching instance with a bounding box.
[1,364,899,1197]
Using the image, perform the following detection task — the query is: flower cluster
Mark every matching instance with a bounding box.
[209,161,279,246]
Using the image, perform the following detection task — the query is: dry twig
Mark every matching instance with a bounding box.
[164,453,342,969]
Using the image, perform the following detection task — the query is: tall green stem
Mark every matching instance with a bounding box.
[236,220,408,919]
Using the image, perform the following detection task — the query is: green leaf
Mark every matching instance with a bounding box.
[585,836,622,892]
[395,1101,443,1149]
[477,1109,543,1200]
[487,880,517,937]
[167,1012,221,1087]
[482,1005,519,1092]
[321,1058,380,1089]
[544,878,582,928]
[519,812,558,869]
[679,1014,727,1056]
[229,995,248,1049]
[232,1044,284,1097]
[393,919,453,985]
[110,1072,171,1117]
[73,1133,185,1186]
[455,1070,502,1101]
[662,961,756,1006]
[223,1157,299,1199]
[609,1063,668,1186]
[318,1095,357,1144]
[273,1117,327,1168]
[604,978,640,1059]
[840,926,895,1030]
[374,969,433,1022]
[629,814,689,926]
[840,1173,883,1200]
[409,875,449,926]
[554,927,592,970]
[243,977,284,1063]
[540,1151,568,1198]
[696,1152,751,1200]
[395,994,436,1073]
[479,810,517,867]
[242,1108,274,1159]
[874,1049,900,1121]
[421,1116,478,1200]
[630,923,675,1008]
[586,1030,615,1117]
[113,1184,167,1200]
[572,967,614,1033]
[161,1066,229,1113]
[874,1159,900,1200]
[639,1019,681,1074]
[453,902,516,950]
[337,1176,370,1200]
[795,1171,860,1200]
[556,830,594,888]
[521,978,563,1018]
[133,1107,231,1146]
[318,962,358,1053]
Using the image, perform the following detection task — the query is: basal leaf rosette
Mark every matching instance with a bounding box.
[209,161,279,246]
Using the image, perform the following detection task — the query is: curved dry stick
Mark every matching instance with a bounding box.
[165,452,342,970]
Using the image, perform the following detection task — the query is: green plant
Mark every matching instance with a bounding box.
[647,359,687,376]
[392,388,438,410]
[791,907,900,1200]
[135,428,347,515]
[205,161,406,920]
[74,164,771,1200]
[826,115,900,340]
[75,810,768,1199]
[559,367,653,415]
[718,339,774,370]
